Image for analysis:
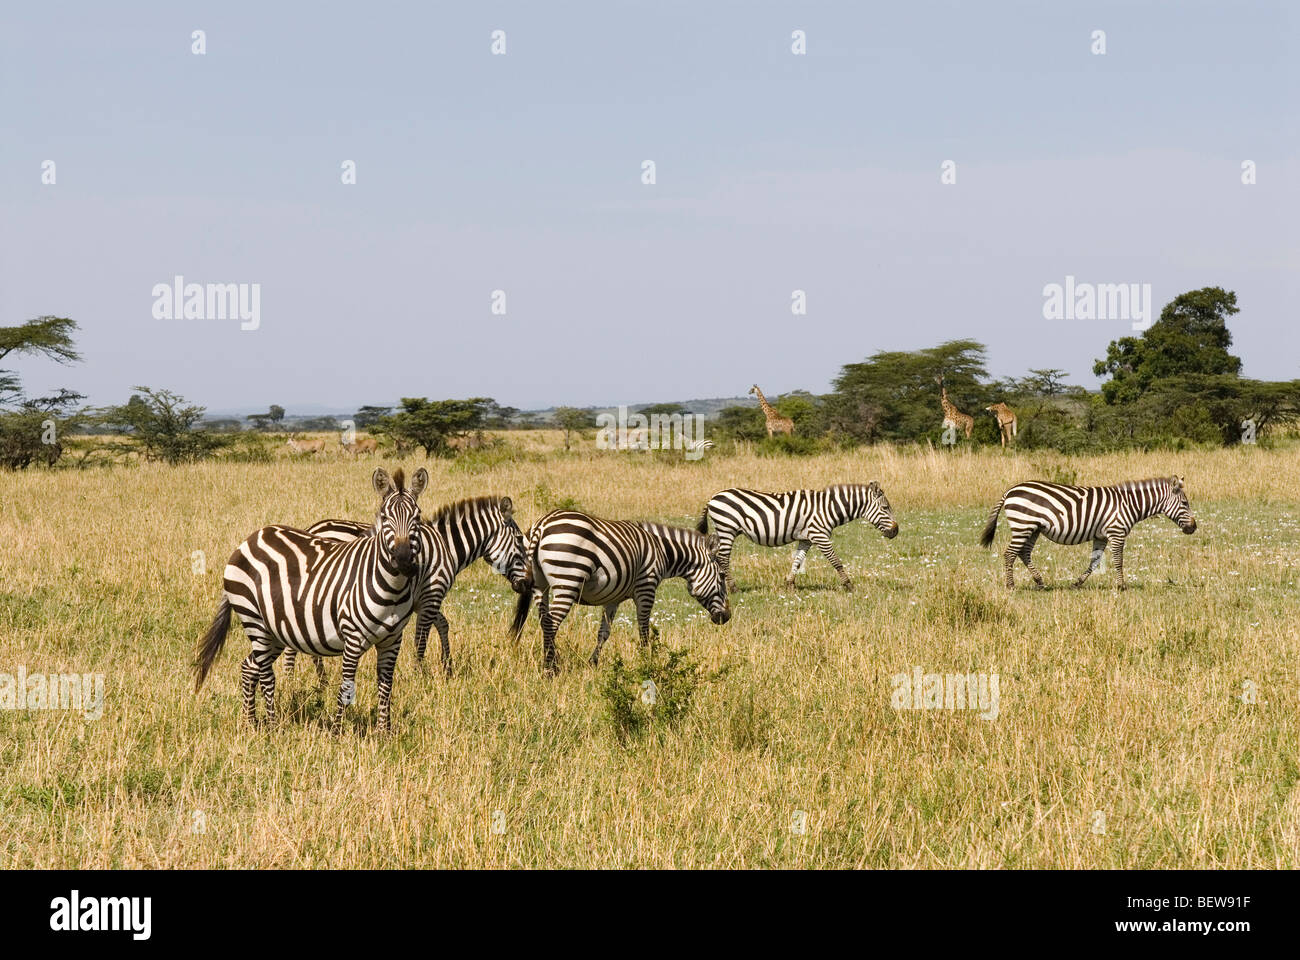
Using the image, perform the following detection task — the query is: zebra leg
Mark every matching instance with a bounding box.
[1018,530,1046,588]
[374,637,402,733]
[240,653,261,726]
[809,530,852,590]
[259,647,282,724]
[1002,526,1039,589]
[331,638,366,734]
[312,656,326,689]
[431,610,452,677]
[1108,535,1127,589]
[541,587,578,675]
[282,648,297,675]
[634,583,660,648]
[590,602,621,666]
[785,539,812,586]
[715,529,738,592]
[1073,538,1106,587]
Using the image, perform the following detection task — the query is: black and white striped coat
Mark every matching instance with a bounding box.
[979,475,1197,589]
[283,496,527,678]
[510,510,731,671]
[193,468,429,732]
[697,482,899,591]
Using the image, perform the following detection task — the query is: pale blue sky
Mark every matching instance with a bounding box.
[2,1,1296,412]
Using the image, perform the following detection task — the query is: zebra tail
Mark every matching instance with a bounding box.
[696,505,710,534]
[979,495,1006,548]
[510,581,533,642]
[193,596,232,693]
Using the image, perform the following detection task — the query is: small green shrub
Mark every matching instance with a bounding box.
[598,646,726,745]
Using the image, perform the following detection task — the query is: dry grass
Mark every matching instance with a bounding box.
[1,436,1297,867]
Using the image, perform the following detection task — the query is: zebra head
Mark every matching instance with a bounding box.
[372,467,429,577]
[482,496,529,592]
[1161,476,1197,534]
[862,481,900,539]
[687,532,732,625]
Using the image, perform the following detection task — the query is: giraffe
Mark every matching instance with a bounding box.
[935,376,973,441]
[985,402,1017,448]
[750,384,794,437]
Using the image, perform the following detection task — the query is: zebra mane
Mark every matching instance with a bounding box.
[1115,477,1172,492]
[425,495,506,525]
[390,468,406,493]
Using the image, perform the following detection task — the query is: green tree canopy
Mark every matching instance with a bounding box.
[1094,287,1242,405]
[100,387,222,464]
[553,406,595,451]
[377,397,496,457]
[826,339,989,443]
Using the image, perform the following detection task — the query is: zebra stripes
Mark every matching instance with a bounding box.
[284,496,527,678]
[697,483,899,590]
[193,467,428,732]
[511,510,731,672]
[979,475,1197,589]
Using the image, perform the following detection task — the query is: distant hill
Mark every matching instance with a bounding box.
[202,396,760,429]
[522,397,756,420]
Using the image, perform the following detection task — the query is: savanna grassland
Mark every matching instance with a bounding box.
[1,436,1298,868]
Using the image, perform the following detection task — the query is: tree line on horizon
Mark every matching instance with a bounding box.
[3,287,1298,468]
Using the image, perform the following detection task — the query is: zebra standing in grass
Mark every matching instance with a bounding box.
[284,495,528,678]
[697,483,899,591]
[979,475,1197,590]
[193,467,428,732]
[511,510,732,672]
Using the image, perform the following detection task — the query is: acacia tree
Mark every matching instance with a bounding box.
[825,339,989,443]
[377,397,496,457]
[100,387,222,464]
[552,407,595,451]
[0,316,84,469]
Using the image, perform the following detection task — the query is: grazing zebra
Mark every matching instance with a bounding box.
[283,496,527,678]
[697,483,899,591]
[193,467,429,732]
[510,510,731,672]
[979,475,1197,590]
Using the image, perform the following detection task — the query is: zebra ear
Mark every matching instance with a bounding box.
[409,468,429,501]
[868,481,881,494]
[1171,475,1183,490]
[703,532,720,555]
[499,496,514,518]
[372,468,394,497]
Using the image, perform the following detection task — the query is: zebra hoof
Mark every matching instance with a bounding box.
[842,581,853,592]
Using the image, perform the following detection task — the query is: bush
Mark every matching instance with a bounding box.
[598,645,726,745]
[754,434,824,457]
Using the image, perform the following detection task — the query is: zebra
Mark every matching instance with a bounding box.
[696,483,899,591]
[283,496,527,679]
[979,475,1197,590]
[193,467,429,732]
[510,510,732,672]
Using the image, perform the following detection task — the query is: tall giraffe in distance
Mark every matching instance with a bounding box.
[985,402,1018,447]
[935,376,974,440]
[750,384,794,437]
